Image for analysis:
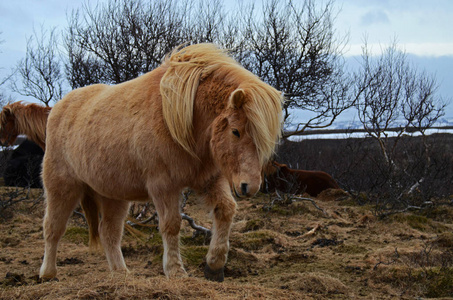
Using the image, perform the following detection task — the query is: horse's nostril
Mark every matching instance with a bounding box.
[241,183,248,195]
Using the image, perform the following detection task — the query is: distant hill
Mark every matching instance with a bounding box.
[285,117,453,139]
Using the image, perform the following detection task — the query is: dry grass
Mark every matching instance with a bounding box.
[1,187,452,299]
[1,274,302,300]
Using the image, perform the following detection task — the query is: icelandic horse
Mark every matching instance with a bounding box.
[39,43,284,282]
[0,101,51,151]
[262,161,340,197]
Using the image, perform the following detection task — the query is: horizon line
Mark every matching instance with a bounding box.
[343,42,453,58]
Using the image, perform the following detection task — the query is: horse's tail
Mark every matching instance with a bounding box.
[81,192,102,251]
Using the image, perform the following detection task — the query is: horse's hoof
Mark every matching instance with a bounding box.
[165,267,188,278]
[204,264,224,282]
[37,276,59,284]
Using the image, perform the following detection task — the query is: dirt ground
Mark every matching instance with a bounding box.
[1,187,452,299]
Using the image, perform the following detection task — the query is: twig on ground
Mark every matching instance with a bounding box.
[301,223,322,238]
[373,247,400,270]
[126,212,158,227]
[378,201,433,219]
[181,213,212,238]
[126,211,211,239]
[292,196,328,216]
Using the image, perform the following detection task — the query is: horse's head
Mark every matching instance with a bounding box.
[210,89,264,198]
[0,105,18,146]
[273,161,291,175]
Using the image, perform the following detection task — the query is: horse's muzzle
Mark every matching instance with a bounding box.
[241,183,249,195]
[233,182,258,198]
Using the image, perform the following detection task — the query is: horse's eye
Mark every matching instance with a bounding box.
[232,129,240,138]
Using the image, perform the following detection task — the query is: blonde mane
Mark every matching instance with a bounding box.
[160,43,284,164]
[1,102,50,149]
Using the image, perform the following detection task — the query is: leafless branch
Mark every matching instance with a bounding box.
[181,213,211,238]
[11,25,64,106]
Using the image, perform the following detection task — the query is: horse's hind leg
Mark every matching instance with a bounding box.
[202,177,237,282]
[98,197,130,272]
[40,178,83,279]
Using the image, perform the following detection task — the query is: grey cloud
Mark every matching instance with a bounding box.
[360,9,390,26]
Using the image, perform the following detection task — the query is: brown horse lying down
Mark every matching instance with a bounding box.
[0,102,50,150]
[262,161,340,197]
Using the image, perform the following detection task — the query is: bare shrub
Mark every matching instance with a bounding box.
[0,186,44,221]
[11,26,64,106]
[276,133,453,216]
[372,237,453,298]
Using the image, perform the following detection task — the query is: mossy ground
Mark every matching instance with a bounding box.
[0,187,452,299]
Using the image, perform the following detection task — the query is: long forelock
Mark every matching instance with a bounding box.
[241,85,284,166]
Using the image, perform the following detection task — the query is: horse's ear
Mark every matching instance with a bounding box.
[272,161,282,167]
[273,161,287,169]
[279,164,290,173]
[229,89,246,109]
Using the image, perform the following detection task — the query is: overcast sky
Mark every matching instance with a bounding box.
[337,0,453,56]
[1,0,452,117]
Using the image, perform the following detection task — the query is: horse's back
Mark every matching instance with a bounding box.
[311,170,339,189]
[44,70,167,200]
[296,170,339,196]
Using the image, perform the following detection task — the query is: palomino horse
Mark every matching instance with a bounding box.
[40,43,283,282]
[262,161,339,197]
[0,102,50,150]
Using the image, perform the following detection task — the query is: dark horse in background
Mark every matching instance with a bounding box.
[3,139,44,188]
[262,161,340,197]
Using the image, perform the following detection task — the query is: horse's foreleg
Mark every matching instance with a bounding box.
[152,191,186,278]
[40,182,82,279]
[99,197,130,272]
[203,178,237,282]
